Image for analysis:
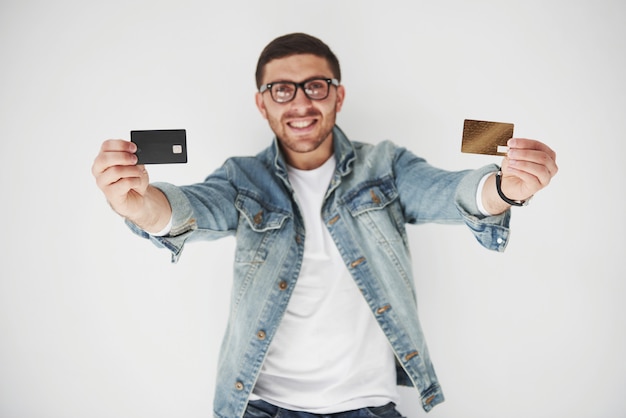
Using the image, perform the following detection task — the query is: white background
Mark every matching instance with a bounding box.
[1,0,624,417]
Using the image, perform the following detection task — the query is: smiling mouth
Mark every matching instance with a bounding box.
[288,119,317,129]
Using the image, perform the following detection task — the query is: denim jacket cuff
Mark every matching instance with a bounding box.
[125,182,197,263]
[455,164,511,252]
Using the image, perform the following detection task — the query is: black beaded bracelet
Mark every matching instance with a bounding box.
[495,170,530,207]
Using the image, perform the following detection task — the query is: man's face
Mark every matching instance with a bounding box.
[255,54,345,170]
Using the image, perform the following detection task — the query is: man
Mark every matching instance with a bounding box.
[92,33,557,418]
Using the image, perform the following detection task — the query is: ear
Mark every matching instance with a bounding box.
[255,92,268,120]
[335,84,346,113]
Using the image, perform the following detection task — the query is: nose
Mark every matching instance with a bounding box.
[290,85,313,107]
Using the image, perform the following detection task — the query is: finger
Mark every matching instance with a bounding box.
[95,164,146,191]
[504,164,542,187]
[506,148,558,178]
[137,164,147,175]
[103,176,145,201]
[505,159,554,188]
[508,138,557,161]
[100,139,137,153]
[92,146,138,176]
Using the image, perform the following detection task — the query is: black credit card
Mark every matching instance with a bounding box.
[130,129,187,164]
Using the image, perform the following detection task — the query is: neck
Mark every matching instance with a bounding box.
[282,134,334,170]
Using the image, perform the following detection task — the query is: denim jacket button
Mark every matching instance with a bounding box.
[376,304,391,315]
[278,280,288,290]
[235,381,244,391]
[370,189,381,204]
[257,330,266,340]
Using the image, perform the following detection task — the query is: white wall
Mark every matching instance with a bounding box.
[1,0,624,417]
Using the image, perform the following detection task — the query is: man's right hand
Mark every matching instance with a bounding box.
[91,139,172,233]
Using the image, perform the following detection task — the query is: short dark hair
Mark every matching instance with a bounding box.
[255,33,341,89]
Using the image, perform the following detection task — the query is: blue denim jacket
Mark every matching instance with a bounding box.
[128,126,510,418]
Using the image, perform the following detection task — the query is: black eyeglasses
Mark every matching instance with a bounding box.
[259,78,339,103]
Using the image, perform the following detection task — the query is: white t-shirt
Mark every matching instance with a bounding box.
[251,156,398,413]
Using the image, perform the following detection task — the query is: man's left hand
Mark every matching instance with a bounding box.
[483,138,558,214]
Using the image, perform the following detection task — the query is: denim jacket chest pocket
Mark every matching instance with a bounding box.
[340,175,408,245]
[234,190,291,264]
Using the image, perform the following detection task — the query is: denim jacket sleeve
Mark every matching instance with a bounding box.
[392,145,510,252]
[126,163,239,262]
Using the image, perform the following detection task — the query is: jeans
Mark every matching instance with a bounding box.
[243,399,406,418]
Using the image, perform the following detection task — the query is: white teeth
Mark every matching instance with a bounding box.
[289,120,314,129]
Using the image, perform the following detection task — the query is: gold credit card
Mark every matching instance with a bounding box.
[461,119,514,156]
